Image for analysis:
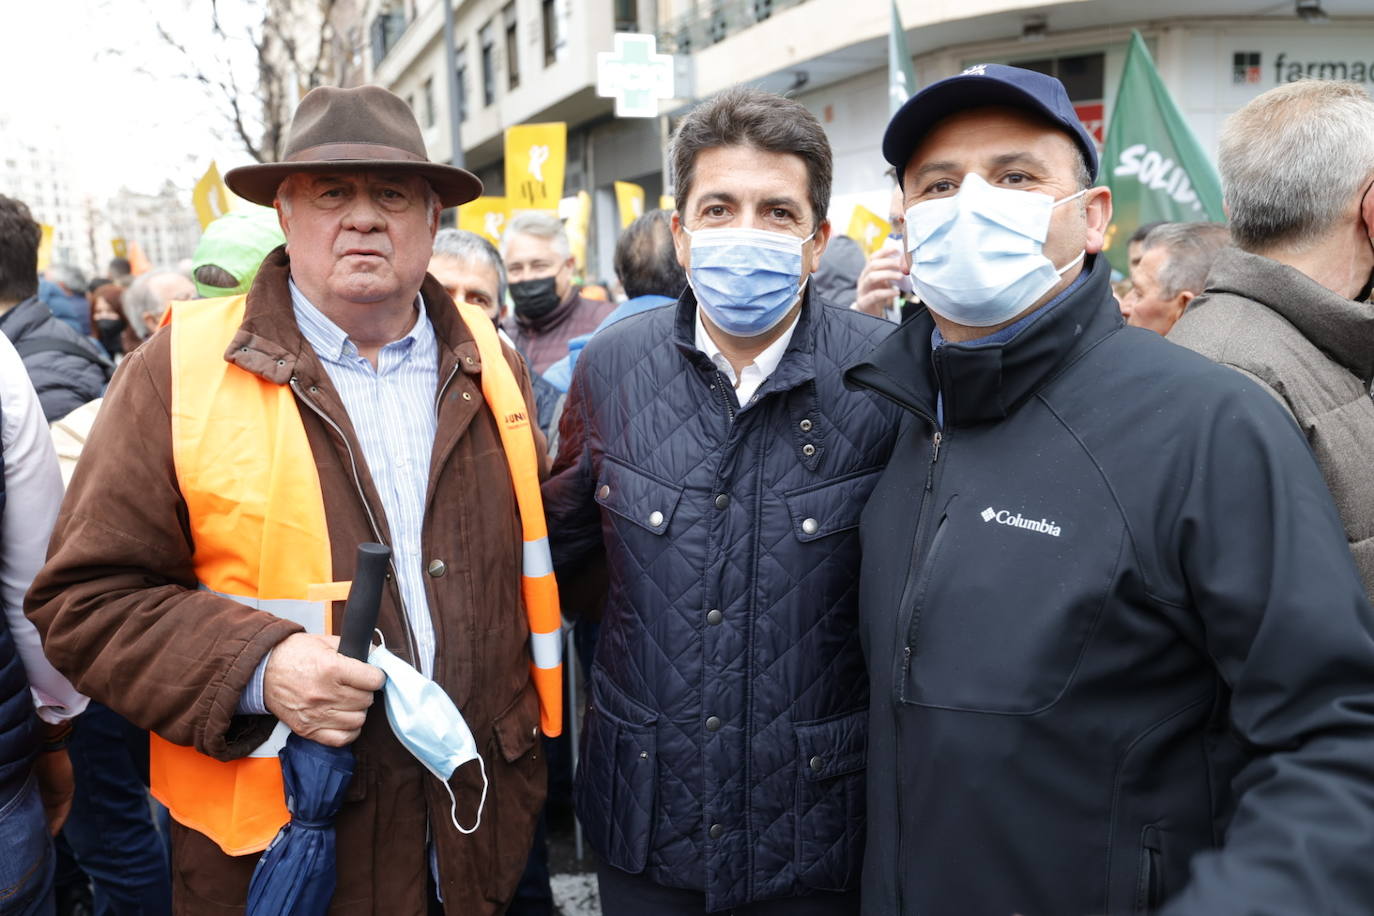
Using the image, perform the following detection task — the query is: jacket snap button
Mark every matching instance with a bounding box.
[598,484,611,500]
[705,715,722,732]
[462,391,472,401]
[639,751,648,760]
[427,559,447,577]
[648,510,664,527]
[802,443,816,457]
[714,494,729,510]
[709,823,724,839]
[276,359,286,367]
[799,418,813,432]
[809,755,825,773]
[801,518,819,535]
[706,608,722,625]
[465,355,474,364]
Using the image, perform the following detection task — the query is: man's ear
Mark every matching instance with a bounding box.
[1359,177,1374,240]
[670,210,690,271]
[808,220,832,273]
[1174,289,1196,318]
[1083,186,1114,254]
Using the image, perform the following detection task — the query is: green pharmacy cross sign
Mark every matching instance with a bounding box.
[597,33,675,118]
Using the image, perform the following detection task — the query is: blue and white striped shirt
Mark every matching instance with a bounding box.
[237,281,441,714]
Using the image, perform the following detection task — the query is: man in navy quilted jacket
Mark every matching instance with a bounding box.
[542,87,901,914]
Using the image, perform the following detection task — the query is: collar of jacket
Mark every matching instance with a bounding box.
[222,246,484,388]
[846,254,1120,427]
[1203,247,1374,382]
[0,296,46,335]
[670,286,819,395]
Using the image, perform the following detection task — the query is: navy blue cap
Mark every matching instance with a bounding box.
[883,63,1099,184]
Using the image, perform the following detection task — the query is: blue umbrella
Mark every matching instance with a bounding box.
[246,543,391,916]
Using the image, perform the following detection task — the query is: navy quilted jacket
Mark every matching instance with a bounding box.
[544,291,900,910]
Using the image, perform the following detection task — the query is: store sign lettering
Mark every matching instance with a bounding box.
[1237,51,1374,85]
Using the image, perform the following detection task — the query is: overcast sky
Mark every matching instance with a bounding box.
[4,0,266,200]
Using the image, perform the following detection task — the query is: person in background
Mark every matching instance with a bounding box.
[543,208,686,393]
[106,258,133,289]
[1170,79,1374,599]
[0,329,88,914]
[544,86,900,915]
[854,170,919,322]
[40,266,91,336]
[88,284,127,359]
[501,211,613,375]
[0,196,111,423]
[118,269,195,354]
[429,228,507,323]
[190,207,286,299]
[851,62,1374,915]
[809,234,865,309]
[1120,222,1229,334]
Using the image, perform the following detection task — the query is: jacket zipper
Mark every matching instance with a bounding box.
[289,375,419,667]
[714,369,737,424]
[892,426,943,913]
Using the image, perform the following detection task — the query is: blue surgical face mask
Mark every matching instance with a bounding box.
[905,173,1087,327]
[683,226,813,337]
[370,642,487,834]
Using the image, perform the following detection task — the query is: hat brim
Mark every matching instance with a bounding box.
[882,76,1096,183]
[224,159,483,209]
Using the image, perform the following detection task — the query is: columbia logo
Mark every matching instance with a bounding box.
[962,64,989,76]
[981,506,1062,537]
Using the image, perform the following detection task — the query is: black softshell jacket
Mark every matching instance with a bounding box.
[846,255,1374,916]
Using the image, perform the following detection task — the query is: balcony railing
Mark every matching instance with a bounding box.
[657,0,813,54]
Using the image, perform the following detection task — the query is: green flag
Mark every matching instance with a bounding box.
[1102,30,1225,273]
[889,2,918,115]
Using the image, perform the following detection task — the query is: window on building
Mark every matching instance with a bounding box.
[369,2,408,67]
[1009,51,1106,145]
[422,77,435,128]
[614,0,637,32]
[504,3,520,90]
[455,45,469,122]
[480,22,497,105]
[535,0,557,66]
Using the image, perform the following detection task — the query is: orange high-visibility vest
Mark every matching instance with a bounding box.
[152,295,562,856]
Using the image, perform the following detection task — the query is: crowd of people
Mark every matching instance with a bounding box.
[0,61,1372,916]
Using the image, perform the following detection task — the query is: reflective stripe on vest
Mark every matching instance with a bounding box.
[156,294,332,856]
[454,302,564,737]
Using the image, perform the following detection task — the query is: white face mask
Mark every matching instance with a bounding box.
[370,642,487,834]
[905,173,1087,327]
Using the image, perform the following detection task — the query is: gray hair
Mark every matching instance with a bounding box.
[275,173,440,229]
[500,210,571,261]
[432,228,507,303]
[1220,79,1374,252]
[1141,222,1231,298]
[123,269,185,338]
[45,263,87,294]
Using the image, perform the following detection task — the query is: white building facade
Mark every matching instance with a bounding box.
[0,116,97,274]
[365,0,1374,279]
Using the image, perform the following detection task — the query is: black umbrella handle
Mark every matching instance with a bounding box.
[337,543,391,661]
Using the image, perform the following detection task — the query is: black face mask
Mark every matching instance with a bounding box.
[95,318,124,354]
[509,276,562,321]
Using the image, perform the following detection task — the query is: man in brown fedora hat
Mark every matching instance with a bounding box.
[27,85,553,914]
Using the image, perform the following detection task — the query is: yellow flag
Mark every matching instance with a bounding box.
[192,162,233,229]
[561,191,592,274]
[846,205,892,258]
[458,196,510,247]
[36,224,54,272]
[659,195,675,211]
[110,238,128,259]
[614,182,645,229]
[505,123,567,212]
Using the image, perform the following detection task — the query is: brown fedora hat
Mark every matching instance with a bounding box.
[224,85,482,208]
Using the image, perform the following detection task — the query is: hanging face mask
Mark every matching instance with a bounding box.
[509,276,562,322]
[905,173,1087,327]
[684,226,812,338]
[369,641,487,834]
